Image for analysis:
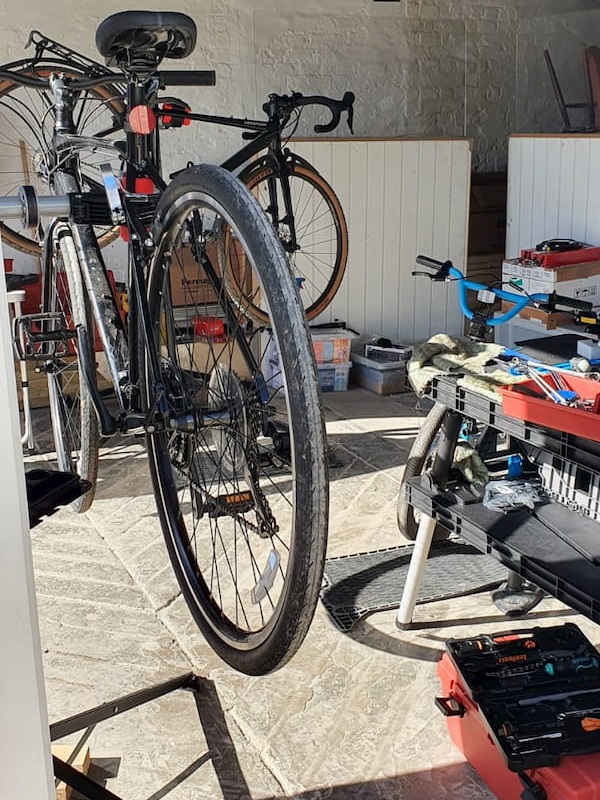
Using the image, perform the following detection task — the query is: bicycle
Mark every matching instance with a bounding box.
[0,24,353,320]
[396,254,596,541]
[5,10,329,676]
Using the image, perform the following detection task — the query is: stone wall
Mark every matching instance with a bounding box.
[0,0,597,171]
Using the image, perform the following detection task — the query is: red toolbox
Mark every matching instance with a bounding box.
[436,624,600,799]
[520,243,600,268]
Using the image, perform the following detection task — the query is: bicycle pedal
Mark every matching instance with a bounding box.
[206,490,254,518]
[14,313,76,360]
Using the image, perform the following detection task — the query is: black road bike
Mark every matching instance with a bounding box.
[0,23,353,320]
[4,10,329,675]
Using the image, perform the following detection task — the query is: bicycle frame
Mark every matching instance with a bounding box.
[443,264,556,328]
[35,71,263,439]
[2,30,348,260]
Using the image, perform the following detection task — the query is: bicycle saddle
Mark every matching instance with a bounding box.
[95,11,196,68]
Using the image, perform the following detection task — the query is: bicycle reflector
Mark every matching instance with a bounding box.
[128,105,156,135]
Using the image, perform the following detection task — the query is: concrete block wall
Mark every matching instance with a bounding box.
[515,1,600,138]
[0,1,596,171]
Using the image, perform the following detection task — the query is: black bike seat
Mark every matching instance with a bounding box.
[95,11,196,66]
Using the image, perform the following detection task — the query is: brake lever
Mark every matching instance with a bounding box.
[412,270,447,281]
[344,91,355,134]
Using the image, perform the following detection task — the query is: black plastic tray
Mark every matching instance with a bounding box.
[26,468,90,527]
[428,375,600,474]
[406,476,600,624]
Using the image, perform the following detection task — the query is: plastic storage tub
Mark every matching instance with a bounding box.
[350,352,408,395]
[310,328,356,364]
[317,361,351,392]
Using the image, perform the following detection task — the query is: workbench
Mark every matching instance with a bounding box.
[397,374,600,627]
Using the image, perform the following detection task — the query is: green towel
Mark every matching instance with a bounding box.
[408,333,518,400]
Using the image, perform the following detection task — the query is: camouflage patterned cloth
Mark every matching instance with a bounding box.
[408,333,519,401]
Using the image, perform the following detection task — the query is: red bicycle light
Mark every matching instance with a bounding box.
[193,316,226,338]
[128,105,156,134]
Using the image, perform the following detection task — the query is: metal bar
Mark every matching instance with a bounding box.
[0,195,70,220]
[49,672,197,740]
[52,757,123,800]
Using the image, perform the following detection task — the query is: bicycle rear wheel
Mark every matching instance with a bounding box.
[239,158,348,322]
[0,63,124,254]
[145,164,329,674]
[43,224,99,512]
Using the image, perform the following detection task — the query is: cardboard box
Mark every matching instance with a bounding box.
[169,242,251,308]
[500,300,573,330]
[502,259,600,304]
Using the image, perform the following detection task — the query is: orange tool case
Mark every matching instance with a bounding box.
[436,624,600,799]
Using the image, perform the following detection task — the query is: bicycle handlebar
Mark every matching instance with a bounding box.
[263,91,355,134]
[413,255,594,327]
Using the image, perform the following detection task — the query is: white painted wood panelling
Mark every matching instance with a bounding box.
[506,135,600,258]
[292,138,471,343]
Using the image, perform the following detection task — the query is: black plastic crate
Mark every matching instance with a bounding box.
[406,476,600,625]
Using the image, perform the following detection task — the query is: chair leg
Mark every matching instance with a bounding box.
[396,514,437,629]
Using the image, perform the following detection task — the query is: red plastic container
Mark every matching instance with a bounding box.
[499,375,600,442]
[437,653,600,800]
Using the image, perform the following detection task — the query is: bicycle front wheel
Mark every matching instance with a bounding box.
[43,224,99,512]
[0,64,124,255]
[145,164,329,674]
[239,159,348,322]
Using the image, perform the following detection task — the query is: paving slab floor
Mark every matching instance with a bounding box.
[22,386,595,800]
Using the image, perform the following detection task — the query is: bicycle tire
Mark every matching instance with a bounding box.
[44,224,99,513]
[145,163,329,674]
[0,63,124,255]
[239,158,348,322]
[397,402,450,542]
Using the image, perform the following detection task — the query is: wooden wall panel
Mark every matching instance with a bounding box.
[293,138,471,343]
[507,135,600,258]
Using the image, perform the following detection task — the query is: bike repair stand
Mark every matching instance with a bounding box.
[395,410,544,629]
[0,238,210,800]
[51,673,210,800]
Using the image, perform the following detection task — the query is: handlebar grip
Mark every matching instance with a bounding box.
[157,70,216,87]
[415,255,446,271]
[551,292,594,311]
